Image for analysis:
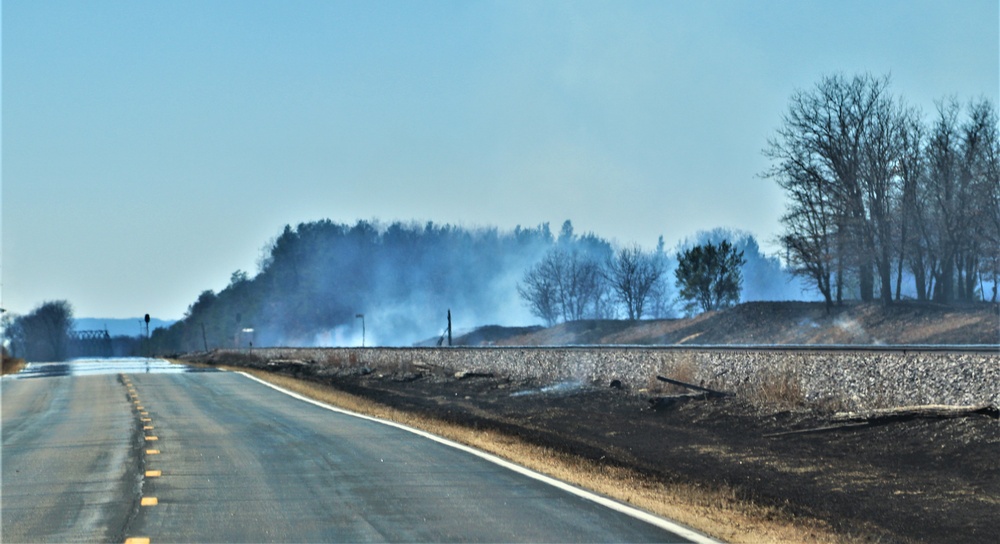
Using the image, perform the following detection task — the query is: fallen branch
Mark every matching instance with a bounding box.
[656,375,734,398]
[832,403,999,423]
[454,370,495,380]
[763,422,873,438]
[765,403,998,438]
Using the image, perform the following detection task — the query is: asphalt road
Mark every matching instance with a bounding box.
[2,360,710,543]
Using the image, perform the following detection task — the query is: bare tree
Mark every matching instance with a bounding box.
[604,245,663,320]
[971,101,1000,302]
[769,74,999,305]
[767,131,838,309]
[767,73,912,305]
[859,87,905,303]
[925,99,966,303]
[517,254,560,326]
[518,248,607,325]
[897,107,933,300]
[645,236,676,319]
[7,300,75,361]
[957,99,999,301]
[559,251,606,321]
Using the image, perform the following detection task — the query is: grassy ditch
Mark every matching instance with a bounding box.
[223,365,848,544]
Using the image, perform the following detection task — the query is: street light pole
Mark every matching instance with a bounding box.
[355,314,365,347]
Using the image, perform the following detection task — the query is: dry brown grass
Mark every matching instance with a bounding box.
[745,364,806,411]
[2,350,26,375]
[227,366,850,544]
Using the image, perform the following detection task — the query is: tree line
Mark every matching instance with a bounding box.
[766,73,998,308]
[2,300,152,361]
[151,220,560,351]
[138,219,787,351]
[3,300,74,361]
[516,222,749,325]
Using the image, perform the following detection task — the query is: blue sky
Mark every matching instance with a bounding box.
[2,0,997,320]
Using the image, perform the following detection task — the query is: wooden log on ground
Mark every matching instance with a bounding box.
[832,403,999,423]
[454,370,495,380]
[765,403,999,438]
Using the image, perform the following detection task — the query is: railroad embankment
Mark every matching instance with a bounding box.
[203,346,999,411]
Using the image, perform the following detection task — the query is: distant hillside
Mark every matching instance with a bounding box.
[75,317,177,338]
[456,302,999,346]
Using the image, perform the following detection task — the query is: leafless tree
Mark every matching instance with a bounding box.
[769,74,999,305]
[517,254,560,326]
[897,107,933,300]
[604,245,664,320]
[559,250,606,321]
[957,99,999,301]
[7,300,75,361]
[776,165,837,309]
[972,101,1000,302]
[518,248,607,325]
[859,86,905,303]
[925,99,971,303]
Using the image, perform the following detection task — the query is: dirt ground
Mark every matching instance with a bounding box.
[201,351,999,544]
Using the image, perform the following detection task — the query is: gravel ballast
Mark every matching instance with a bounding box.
[211,346,999,411]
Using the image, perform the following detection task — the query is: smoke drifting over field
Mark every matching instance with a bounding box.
[156,220,558,349]
[151,220,810,350]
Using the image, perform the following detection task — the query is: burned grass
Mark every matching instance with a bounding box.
[230,366,843,544]
[210,356,1000,544]
[494,301,1000,346]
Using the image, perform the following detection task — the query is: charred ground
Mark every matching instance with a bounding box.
[476,301,999,346]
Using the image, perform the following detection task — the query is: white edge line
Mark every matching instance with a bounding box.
[237,370,721,544]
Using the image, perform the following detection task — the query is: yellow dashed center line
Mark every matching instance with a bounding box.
[128,379,161,544]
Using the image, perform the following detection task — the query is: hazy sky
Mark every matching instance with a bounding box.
[3,0,997,320]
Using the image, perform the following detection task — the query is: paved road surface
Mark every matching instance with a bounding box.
[2,360,710,543]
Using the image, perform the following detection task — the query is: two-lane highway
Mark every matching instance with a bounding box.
[3,360,713,543]
[1,369,138,543]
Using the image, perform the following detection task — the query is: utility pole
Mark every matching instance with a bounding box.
[447,309,452,347]
[355,314,365,347]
